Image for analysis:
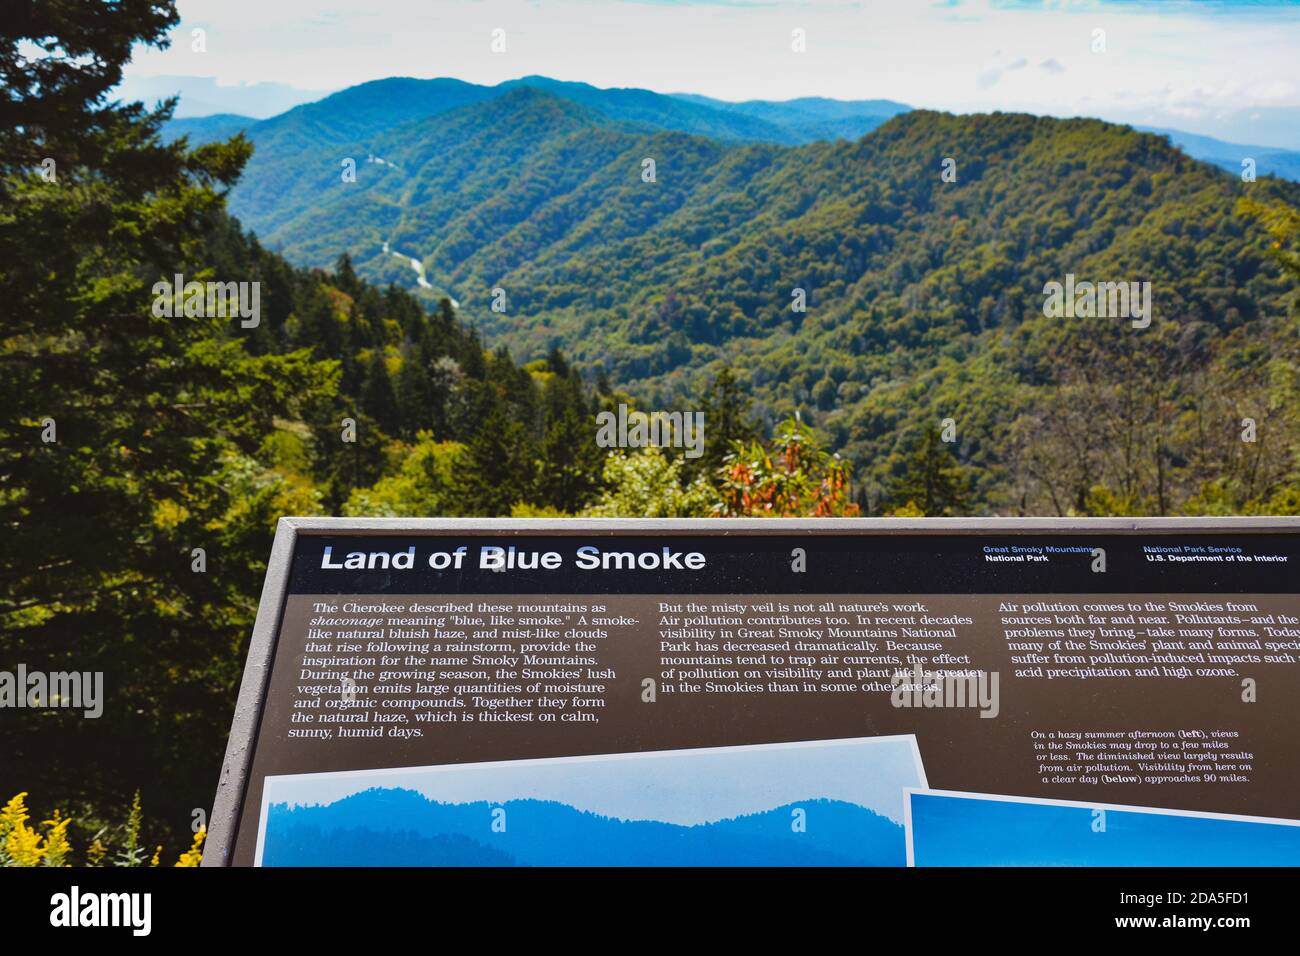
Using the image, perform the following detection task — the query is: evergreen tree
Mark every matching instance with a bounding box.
[888,428,972,516]
[696,367,759,480]
[455,404,536,515]
[1,1,332,853]
[333,251,361,298]
[296,282,344,358]
[308,406,389,511]
[395,344,432,440]
[360,350,401,435]
[434,297,457,338]
[547,345,570,378]
[531,353,603,511]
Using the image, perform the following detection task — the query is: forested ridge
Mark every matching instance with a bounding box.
[205,84,1300,515]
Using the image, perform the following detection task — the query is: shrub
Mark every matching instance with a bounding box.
[0,791,205,867]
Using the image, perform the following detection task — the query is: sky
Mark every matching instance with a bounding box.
[121,0,1300,148]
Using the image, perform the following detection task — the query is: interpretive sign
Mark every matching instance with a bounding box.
[205,517,1300,867]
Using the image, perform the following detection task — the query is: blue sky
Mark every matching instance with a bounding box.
[120,0,1300,148]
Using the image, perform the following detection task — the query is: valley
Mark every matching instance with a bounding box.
[164,76,1300,515]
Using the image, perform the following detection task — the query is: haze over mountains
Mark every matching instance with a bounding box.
[118,73,330,118]
[165,75,1300,181]
[263,789,906,866]
[164,75,913,146]
[160,75,1300,505]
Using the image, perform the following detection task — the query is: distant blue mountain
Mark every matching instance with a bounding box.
[670,91,911,143]
[161,76,905,149]
[262,786,906,866]
[1138,126,1300,183]
[160,76,1300,187]
[157,75,1294,184]
[265,824,519,866]
[160,113,253,146]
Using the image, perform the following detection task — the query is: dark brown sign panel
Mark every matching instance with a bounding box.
[205,518,1300,867]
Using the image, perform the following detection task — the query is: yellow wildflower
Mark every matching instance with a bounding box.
[41,811,73,867]
[1,793,45,866]
[0,792,30,838]
[6,819,46,866]
[86,838,107,867]
[176,827,206,867]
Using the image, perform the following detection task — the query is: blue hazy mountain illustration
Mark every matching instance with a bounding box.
[261,823,518,867]
[262,787,905,866]
[910,792,1300,866]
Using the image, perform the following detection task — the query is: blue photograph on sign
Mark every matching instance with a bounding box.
[257,736,926,866]
[908,790,1300,866]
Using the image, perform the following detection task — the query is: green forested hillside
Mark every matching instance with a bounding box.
[159,73,811,209]
[196,89,1300,512]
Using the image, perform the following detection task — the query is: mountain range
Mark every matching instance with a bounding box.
[261,787,906,866]
[164,75,1300,181]
[164,75,911,148]
[160,76,1300,505]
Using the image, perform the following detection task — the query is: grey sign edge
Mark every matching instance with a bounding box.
[201,513,1300,866]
